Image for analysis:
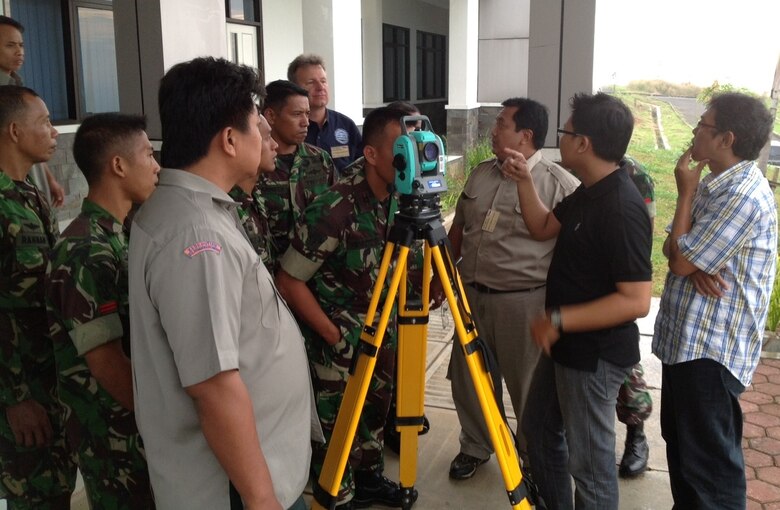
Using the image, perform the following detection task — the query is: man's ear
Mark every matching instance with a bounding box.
[573,133,590,155]
[719,130,736,151]
[363,144,378,166]
[7,121,20,143]
[519,128,533,145]
[220,126,237,157]
[264,107,276,126]
[109,154,125,178]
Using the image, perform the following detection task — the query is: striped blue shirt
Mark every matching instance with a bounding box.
[653,160,777,386]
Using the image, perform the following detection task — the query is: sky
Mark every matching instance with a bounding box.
[593,0,780,95]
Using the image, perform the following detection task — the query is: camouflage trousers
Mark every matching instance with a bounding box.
[0,403,77,509]
[616,362,653,426]
[57,362,155,509]
[307,322,396,503]
[72,428,155,509]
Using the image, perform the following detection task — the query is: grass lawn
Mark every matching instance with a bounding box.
[617,92,694,296]
[617,92,780,296]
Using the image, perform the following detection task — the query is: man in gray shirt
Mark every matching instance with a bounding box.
[129,57,316,510]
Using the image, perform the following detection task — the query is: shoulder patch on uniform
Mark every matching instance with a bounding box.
[183,241,223,258]
[98,300,118,315]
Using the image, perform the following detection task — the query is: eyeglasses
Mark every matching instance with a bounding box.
[557,128,583,138]
[696,120,719,131]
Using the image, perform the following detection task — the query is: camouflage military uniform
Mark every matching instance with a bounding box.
[280,159,397,502]
[46,199,154,509]
[0,172,76,509]
[258,142,334,259]
[615,156,655,426]
[229,185,275,269]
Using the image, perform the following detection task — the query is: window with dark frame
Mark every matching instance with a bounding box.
[12,0,118,122]
[417,30,446,100]
[9,0,264,123]
[225,0,264,73]
[382,23,409,102]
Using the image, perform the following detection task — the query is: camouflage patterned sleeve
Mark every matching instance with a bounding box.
[280,189,348,282]
[0,311,33,406]
[47,242,123,356]
[321,150,336,185]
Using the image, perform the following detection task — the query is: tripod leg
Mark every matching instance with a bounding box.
[395,243,430,504]
[312,242,411,510]
[430,245,532,510]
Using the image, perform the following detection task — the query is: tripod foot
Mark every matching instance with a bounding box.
[400,487,418,510]
[353,472,417,509]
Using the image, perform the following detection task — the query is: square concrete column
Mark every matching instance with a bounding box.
[529,0,595,147]
[302,0,364,124]
[445,0,480,155]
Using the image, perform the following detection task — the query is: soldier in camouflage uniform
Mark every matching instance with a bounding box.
[229,113,279,269]
[46,113,159,509]
[616,155,655,478]
[0,86,76,509]
[259,80,335,260]
[277,107,417,509]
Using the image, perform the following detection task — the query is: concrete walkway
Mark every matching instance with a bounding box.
[7,299,778,509]
[303,295,780,509]
[302,298,673,509]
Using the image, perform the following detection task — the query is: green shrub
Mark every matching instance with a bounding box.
[465,138,493,170]
[625,80,702,98]
[440,138,492,214]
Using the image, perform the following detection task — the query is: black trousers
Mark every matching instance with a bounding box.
[661,359,746,510]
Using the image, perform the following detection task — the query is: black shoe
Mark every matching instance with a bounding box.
[448,452,488,480]
[353,470,418,508]
[619,423,649,478]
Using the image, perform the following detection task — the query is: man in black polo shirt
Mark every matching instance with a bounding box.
[502,92,652,510]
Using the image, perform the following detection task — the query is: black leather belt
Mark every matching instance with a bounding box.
[468,282,546,294]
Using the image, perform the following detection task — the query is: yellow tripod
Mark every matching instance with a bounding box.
[311,196,532,510]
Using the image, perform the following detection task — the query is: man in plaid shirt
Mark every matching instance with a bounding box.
[653,92,777,509]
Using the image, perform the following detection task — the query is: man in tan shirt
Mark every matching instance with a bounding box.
[447,97,579,480]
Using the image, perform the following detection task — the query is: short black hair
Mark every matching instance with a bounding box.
[0,16,24,32]
[501,97,549,150]
[0,86,38,128]
[73,113,147,186]
[363,107,406,148]
[386,101,419,115]
[708,93,773,161]
[570,92,634,163]
[158,57,264,169]
[264,80,308,112]
[387,101,420,128]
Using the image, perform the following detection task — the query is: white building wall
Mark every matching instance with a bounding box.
[159,0,227,69]
[447,0,479,110]
[262,0,305,81]
[116,0,232,139]
[361,0,383,108]
[477,0,530,103]
[301,0,364,123]
[528,0,596,146]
